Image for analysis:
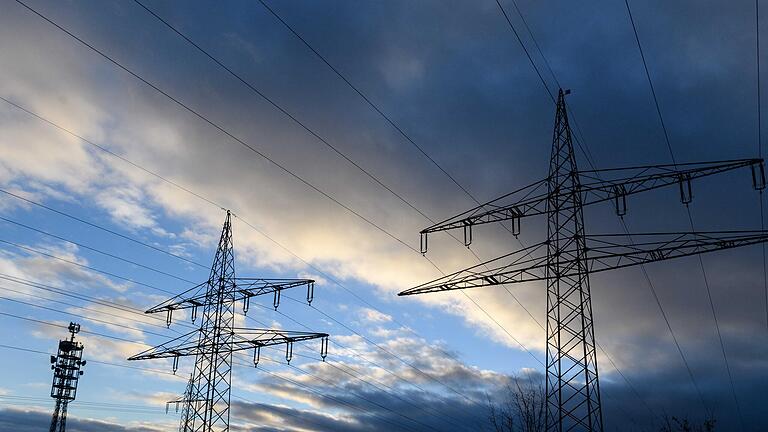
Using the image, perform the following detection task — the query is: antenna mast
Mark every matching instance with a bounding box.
[49,322,86,432]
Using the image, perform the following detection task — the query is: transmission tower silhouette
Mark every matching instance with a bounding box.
[129,211,329,432]
[49,322,86,432]
[400,89,768,431]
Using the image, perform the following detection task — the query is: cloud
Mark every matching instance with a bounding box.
[0,408,166,432]
[0,0,766,429]
[357,307,392,324]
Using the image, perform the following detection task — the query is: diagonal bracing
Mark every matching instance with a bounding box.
[129,211,328,432]
[400,89,768,432]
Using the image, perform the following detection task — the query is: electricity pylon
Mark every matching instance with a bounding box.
[400,89,768,432]
[129,211,329,432]
[49,322,86,432]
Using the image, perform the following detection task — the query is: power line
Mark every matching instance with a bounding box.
[622,1,676,165]
[243,0,561,372]
[7,1,669,426]
[0,81,532,413]
[494,0,598,170]
[11,1,571,418]
[0,185,207,269]
[0,237,174,295]
[623,0,744,427]
[0,320,431,432]
[0,215,196,284]
[490,0,662,421]
[756,0,768,332]
[503,0,561,90]
[131,0,441,230]
[0,342,179,378]
[0,273,181,330]
[128,0,543,367]
[0,294,171,340]
[254,0,482,206]
[0,308,439,432]
[1,4,539,399]
[618,219,707,410]
[12,0,434,262]
[0,177,485,422]
[0,394,169,415]
[0,263,474,430]
[494,0,554,102]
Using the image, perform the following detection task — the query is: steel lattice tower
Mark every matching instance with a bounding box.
[545,91,601,430]
[49,322,86,432]
[400,89,768,431]
[187,211,236,430]
[129,211,328,432]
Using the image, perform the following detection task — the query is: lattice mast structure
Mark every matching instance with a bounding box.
[129,211,329,432]
[49,322,86,432]
[400,89,768,432]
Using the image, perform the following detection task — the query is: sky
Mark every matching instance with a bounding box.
[0,0,766,431]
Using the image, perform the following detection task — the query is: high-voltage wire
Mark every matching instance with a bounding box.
[254,0,482,206]
[0,0,546,397]
[131,0,436,227]
[0,237,175,295]
[0,309,433,432]
[623,1,745,427]
[0,27,648,432]
[0,189,206,270]
[0,198,481,429]
[1,270,456,422]
[129,0,547,377]
[490,0,704,422]
[0,342,179,378]
[756,0,768,331]
[1,276,474,431]
[0,96,462,366]
[0,96,516,411]
[7,3,607,421]
[0,215,481,429]
[494,0,598,169]
[0,273,186,331]
[11,0,433,262]
[2,394,167,415]
[0,215,196,284]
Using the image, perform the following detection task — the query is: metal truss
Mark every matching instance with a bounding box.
[49,322,86,432]
[401,231,768,295]
[419,159,763,250]
[401,88,768,431]
[128,211,328,432]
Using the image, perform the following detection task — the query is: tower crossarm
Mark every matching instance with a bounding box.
[128,328,328,360]
[419,178,548,235]
[399,230,768,296]
[145,278,314,313]
[418,158,763,252]
[578,158,762,207]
